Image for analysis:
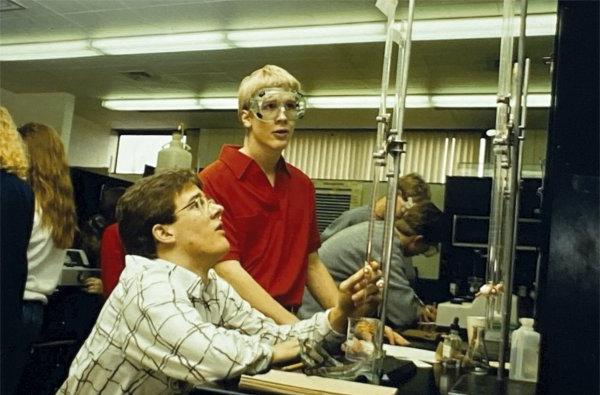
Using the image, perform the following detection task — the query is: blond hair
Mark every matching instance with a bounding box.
[0,106,28,179]
[237,65,301,119]
[19,123,76,248]
[398,173,430,202]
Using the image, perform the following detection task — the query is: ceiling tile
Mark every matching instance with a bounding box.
[35,0,129,14]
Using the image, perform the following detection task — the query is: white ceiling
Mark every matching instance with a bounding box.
[0,0,558,130]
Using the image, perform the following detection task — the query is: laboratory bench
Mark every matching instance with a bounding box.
[188,366,536,395]
[189,325,536,395]
[190,356,536,395]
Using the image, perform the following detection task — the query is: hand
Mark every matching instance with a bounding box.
[337,261,382,316]
[383,326,411,346]
[299,339,342,370]
[83,277,103,295]
[419,304,437,323]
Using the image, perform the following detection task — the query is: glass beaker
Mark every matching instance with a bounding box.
[344,317,383,362]
[466,325,490,374]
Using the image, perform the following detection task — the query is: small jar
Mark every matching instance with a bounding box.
[442,317,462,368]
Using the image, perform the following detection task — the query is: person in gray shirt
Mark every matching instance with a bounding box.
[320,173,431,243]
[300,201,444,329]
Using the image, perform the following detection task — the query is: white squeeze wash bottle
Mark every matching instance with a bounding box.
[509,318,540,382]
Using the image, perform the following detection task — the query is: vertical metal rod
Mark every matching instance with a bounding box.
[497,0,529,379]
[379,153,402,324]
[486,0,516,340]
[393,0,416,136]
[365,5,397,264]
[533,157,544,319]
[378,11,396,120]
[377,0,416,344]
[520,59,531,129]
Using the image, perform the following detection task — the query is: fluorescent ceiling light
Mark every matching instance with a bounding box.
[101,97,238,111]
[102,99,202,111]
[526,14,559,37]
[307,95,431,108]
[0,14,556,61]
[0,40,101,61]
[197,98,238,110]
[432,94,551,108]
[413,14,557,40]
[306,96,383,109]
[92,32,230,55]
[228,15,557,47]
[227,23,386,48]
[525,94,552,107]
[431,95,498,108]
[103,94,550,111]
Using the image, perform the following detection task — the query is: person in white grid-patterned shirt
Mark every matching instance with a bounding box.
[59,169,382,394]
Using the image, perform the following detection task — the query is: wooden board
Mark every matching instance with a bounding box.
[239,370,398,395]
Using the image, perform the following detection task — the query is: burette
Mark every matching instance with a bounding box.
[364,0,416,357]
[485,0,531,379]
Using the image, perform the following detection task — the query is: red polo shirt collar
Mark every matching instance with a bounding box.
[218,145,290,181]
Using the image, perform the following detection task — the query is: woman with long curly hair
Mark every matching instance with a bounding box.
[18,122,76,350]
[0,107,28,178]
[0,107,35,395]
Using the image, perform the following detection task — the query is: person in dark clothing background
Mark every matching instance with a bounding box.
[0,106,35,395]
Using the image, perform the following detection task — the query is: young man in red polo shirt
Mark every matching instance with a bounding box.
[199,65,336,324]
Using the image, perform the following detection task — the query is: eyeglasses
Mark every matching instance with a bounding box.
[175,195,214,215]
[248,87,306,121]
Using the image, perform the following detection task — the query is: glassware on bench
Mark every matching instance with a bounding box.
[312,317,384,384]
[344,317,383,362]
[466,324,490,374]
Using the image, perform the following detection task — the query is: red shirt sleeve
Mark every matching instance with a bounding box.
[100,223,126,299]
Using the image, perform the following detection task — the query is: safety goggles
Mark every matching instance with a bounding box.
[248,87,306,122]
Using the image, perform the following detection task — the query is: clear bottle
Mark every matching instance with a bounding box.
[442,317,462,368]
[509,318,540,382]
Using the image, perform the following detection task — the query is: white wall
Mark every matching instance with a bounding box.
[0,88,116,168]
[69,114,117,168]
[196,128,244,169]
[0,88,75,150]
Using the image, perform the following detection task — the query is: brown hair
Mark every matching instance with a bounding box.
[18,123,76,248]
[116,169,199,258]
[374,173,431,218]
[237,65,301,119]
[0,107,28,179]
[398,173,430,202]
[395,201,445,244]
